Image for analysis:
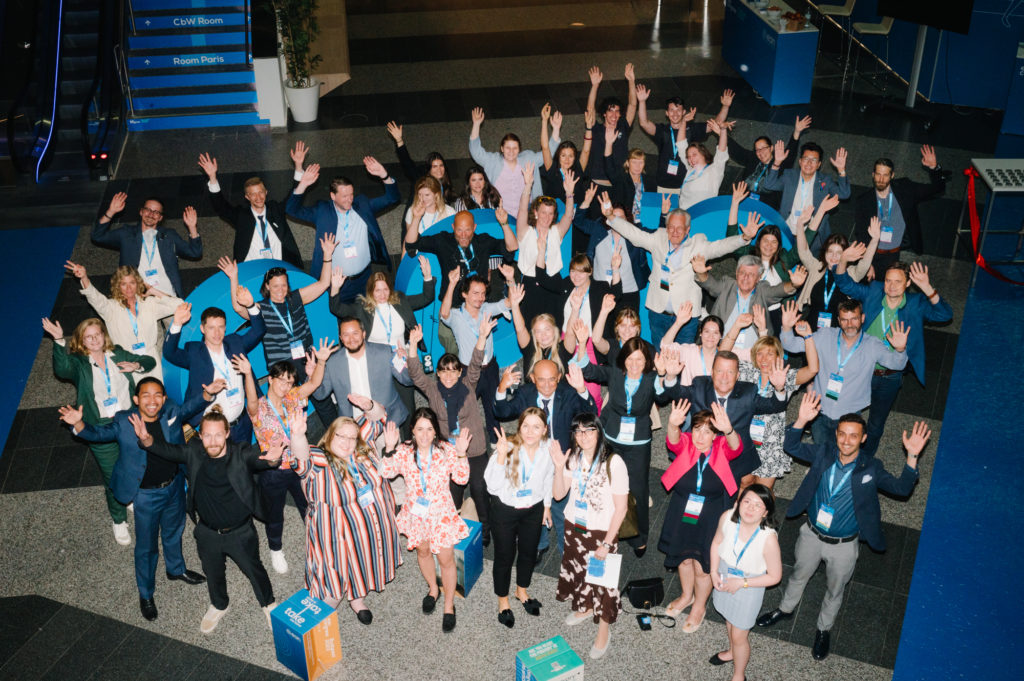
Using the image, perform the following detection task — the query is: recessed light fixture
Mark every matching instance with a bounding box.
[570,21,585,28]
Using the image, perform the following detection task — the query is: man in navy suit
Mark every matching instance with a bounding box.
[494,359,597,555]
[163,301,266,443]
[58,377,223,621]
[662,350,789,486]
[756,391,928,661]
[286,155,398,303]
[761,141,850,255]
[92,192,203,297]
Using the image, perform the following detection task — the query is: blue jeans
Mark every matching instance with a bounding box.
[648,311,700,349]
[134,472,187,599]
[810,413,839,447]
[537,496,567,554]
[862,370,904,458]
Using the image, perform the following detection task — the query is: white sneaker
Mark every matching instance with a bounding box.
[263,603,276,629]
[269,549,288,574]
[112,522,131,546]
[200,605,229,634]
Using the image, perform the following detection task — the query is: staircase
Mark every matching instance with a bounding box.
[123,0,266,131]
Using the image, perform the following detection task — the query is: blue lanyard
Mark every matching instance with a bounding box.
[346,458,366,488]
[750,163,769,191]
[699,349,710,376]
[212,353,233,381]
[270,300,295,339]
[458,243,475,272]
[376,305,394,344]
[736,288,754,314]
[756,372,772,397]
[877,193,893,223]
[574,454,602,497]
[127,300,140,339]
[682,164,708,185]
[336,209,351,243]
[695,454,711,493]
[519,448,536,487]
[141,233,158,266]
[416,447,433,495]
[664,242,682,269]
[798,176,812,207]
[732,525,761,565]
[826,461,854,502]
[266,397,290,441]
[835,332,863,373]
[822,268,837,308]
[880,303,899,344]
[624,376,641,414]
[669,126,680,159]
[99,355,113,396]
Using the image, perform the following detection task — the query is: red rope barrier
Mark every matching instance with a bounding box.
[964,166,1024,286]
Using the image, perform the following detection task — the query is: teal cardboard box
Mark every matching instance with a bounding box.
[515,635,584,681]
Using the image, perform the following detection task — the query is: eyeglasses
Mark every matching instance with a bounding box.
[573,427,598,434]
[437,367,461,374]
[754,145,771,153]
[799,156,820,164]
[141,206,163,216]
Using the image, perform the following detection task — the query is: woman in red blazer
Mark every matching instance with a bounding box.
[657,401,742,633]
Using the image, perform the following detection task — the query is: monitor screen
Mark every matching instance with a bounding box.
[876,0,974,35]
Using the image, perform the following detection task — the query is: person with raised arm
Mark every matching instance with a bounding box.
[676,118,730,210]
[724,115,809,208]
[469,106,549,209]
[385,120,454,204]
[539,103,592,205]
[583,64,637,187]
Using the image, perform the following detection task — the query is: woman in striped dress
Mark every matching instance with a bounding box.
[284,407,401,626]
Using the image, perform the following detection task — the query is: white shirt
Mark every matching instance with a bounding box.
[138,229,174,296]
[245,209,283,261]
[404,205,455,234]
[678,146,729,210]
[346,351,372,418]
[483,441,555,509]
[516,227,564,278]
[593,233,637,293]
[90,352,132,418]
[81,287,182,381]
[562,289,593,335]
[206,347,245,423]
[368,304,405,348]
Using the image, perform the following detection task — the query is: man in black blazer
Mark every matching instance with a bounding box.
[494,359,597,555]
[662,350,789,484]
[198,143,307,268]
[132,408,283,635]
[92,193,202,297]
[853,145,945,274]
[756,391,927,661]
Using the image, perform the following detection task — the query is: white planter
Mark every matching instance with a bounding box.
[284,79,320,123]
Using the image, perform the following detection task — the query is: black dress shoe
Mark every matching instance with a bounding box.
[139,597,158,621]
[442,607,456,633]
[497,609,515,628]
[167,569,206,585]
[633,544,647,558]
[482,532,491,548]
[422,592,438,614]
[356,609,373,625]
[708,652,730,666]
[755,608,793,628]
[518,597,542,616]
[812,629,831,660]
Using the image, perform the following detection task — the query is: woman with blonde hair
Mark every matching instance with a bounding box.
[485,407,555,628]
[405,175,455,235]
[284,408,400,625]
[64,261,181,379]
[43,316,154,544]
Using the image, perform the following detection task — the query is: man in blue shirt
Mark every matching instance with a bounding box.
[755,391,929,661]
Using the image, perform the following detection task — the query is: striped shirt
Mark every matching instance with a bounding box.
[259,290,314,366]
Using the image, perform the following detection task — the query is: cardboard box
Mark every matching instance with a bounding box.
[271,590,342,681]
[434,518,483,597]
[515,636,584,681]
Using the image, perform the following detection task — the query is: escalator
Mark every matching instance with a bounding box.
[3,0,125,183]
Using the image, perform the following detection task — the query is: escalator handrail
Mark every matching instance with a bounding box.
[34,0,66,182]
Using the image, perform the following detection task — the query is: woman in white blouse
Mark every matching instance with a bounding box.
[65,261,181,380]
[405,176,455,235]
[484,407,555,628]
[678,118,730,210]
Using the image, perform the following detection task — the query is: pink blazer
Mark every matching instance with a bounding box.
[661,432,743,497]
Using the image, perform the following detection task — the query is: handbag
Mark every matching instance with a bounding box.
[623,577,665,609]
[617,492,639,540]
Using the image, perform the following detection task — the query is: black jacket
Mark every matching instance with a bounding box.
[209,184,304,269]
[852,170,945,261]
[494,382,596,451]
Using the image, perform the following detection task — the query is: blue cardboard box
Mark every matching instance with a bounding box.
[271,590,342,681]
[435,517,483,597]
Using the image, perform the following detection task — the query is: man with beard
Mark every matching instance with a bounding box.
[131,408,283,634]
[852,145,946,274]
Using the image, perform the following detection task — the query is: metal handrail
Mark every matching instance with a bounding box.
[126,0,135,33]
[244,0,251,64]
[113,43,134,117]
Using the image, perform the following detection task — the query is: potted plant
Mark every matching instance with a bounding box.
[273,0,323,122]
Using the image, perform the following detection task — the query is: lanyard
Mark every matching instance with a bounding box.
[266,397,290,441]
[575,286,589,313]
[835,332,863,373]
[257,214,270,248]
[127,300,140,339]
[98,355,113,397]
[346,458,366,487]
[416,447,433,495]
[270,300,295,339]
[732,525,761,566]
[822,268,837,308]
[669,125,680,159]
[695,454,711,493]
[682,164,708,185]
[141,233,158,267]
[699,348,711,376]
[624,376,641,414]
[458,243,475,273]
[736,288,754,314]
[797,176,813,209]
[376,305,394,344]
[574,453,602,497]
[212,352,233,382]
[750,163,769,191]
[519,448,536,487]
[877,193,893,223]
[880,304,899,343]
[756,372,772,397]
[664,242,682,270]
[336,209,351,243]
[826,461,854,502]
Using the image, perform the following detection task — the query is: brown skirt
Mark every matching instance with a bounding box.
[555,521,621,624]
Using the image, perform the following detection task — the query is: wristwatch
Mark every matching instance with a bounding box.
[601,541,613,550]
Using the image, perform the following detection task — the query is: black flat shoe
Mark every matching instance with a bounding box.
[755,608,793,628]
[139,597,158,621]
[442,608,456,633]
[709,652,731,666]
[422,592,438,614]
[518,597,542,616]
[167,569,206,585]
[482,531,491,548]
[356,609,373,625]
[498,609,514,628]
[633,544,647,558]
[812,629,831,660]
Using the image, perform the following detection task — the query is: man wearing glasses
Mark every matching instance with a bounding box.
[762,141,850,254]
[93,193,203,297]
[725,115,811,211]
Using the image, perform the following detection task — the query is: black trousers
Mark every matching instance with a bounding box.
[613,440,652,548]
[489,497,544,597]
[476,360,500,444]
[450,454,491,535]
[258,467,308,551]
[194,519,274,610]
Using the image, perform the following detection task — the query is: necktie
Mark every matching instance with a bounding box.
[541,398,551,420]
[259,215,270,248]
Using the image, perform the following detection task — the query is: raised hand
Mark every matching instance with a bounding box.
[320,232,338,260]
[682,107,697,123]
[731,181,749,203]
[903,421,932,460]
[183,206,199,235]
[842,240,868,263]
[58,404,84,426]
[363,156,387,179]
[867,215,881,241]
[584,108,596,130]
[471,107,485,125]
[831,147,848,174]
[65,260,86,280]
[583,182,599,207]
[768,357,790,391]
[661,193,672,215]
[385,121,403,144]
[675,301,694,324]
[289,407,308,438]
[128,413,151,444]
[499,365,522,392]
[920,144,938,170]
[624,62,635,81]
[565,363,586,393]
[235,285,255,308]
[752,304,767,333]
[790,264,808,288]
[230,353,251,375]
[740,211,764,241]
[107,191,127,216]
[454,429,473,457]
[494,427,511,459]
[604,124,618,146]
[478,314,498,340]
[313,338,337,363]
[202,378,227,395]
[600,293,616,315]
[383,421,400,451]
[781,300,800,330]
[572,318,591,345]
[521,161,535,185]
[798,390,821,423]
[447,267,461,288]
[508,282,526,308]
[610,249,622,272]
[407,325,424,350]
[290,140,309,167]
[173,302,191,327]
[331,269,346,291]
[495,203,509,224]
[551,109,563,131]
[668,399,691,428]
[588,65,603,86]
[886,320,910,351]
[707,118,723,136]
[540,102,551,122]
[690,254,710,274]
[773,139,789,167]
[598,191,614,218]
[794,320,812,337]
[660,347,684,378]
[908,262,932,294]
[562,167,579,195]
[568,287,585,313]
[42,317,64,340]
[794,115,813,134]
[197,152,218,179]
[720,88,735,107]
[635,83,651,102]
[549,440,569,469]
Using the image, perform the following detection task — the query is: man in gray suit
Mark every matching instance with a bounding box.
[313,316,413,429]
